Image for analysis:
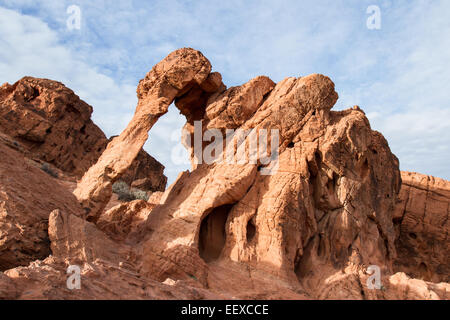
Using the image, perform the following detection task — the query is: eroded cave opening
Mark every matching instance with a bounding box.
[246,218,256,243]
[199,203,235,263]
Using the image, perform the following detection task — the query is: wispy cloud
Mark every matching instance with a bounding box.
[0,6,137,137]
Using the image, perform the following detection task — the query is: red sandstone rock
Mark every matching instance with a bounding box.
[0,142,83,271]
[96,200,155,242]
[0,77,167,192]
[0,48,449,300]
[73,48,213,220]
[393,171,449,283]
[135,74,402,294]
[0,77,107,177]
[120,149,167,192]
[0,209,221,299]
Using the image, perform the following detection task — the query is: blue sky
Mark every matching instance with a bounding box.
[0,0,449,185]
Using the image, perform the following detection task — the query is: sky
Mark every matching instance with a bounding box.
[0,0,449,185]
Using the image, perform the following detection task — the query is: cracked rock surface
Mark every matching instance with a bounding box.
[0,48,448,300]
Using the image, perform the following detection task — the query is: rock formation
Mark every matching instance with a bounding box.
[393,171,449,283]
[73,49,217,221]
[0,48,448,300]
[0,140,83,271]
[0,77,167,192]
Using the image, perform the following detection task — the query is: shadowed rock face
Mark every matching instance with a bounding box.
[393,171,449,283]
[0,142,83,271]
[0,48,448,300]
[0,77,166,273]
[0,77,105,177]
[0,77,167,192]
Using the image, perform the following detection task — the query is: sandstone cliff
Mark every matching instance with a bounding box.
[0,48,448,300]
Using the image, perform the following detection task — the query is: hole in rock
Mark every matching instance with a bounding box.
[246,218,256,243]
[361,158,369,178]
[32,87,40,98]
[145,105,191,187]
[287,142,295,148]
[409,232,417,239]
[419,262,429,279]
[199,203,235,263]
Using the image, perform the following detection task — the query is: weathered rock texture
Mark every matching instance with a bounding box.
[0,142,83,271]
[393,171,449,283]
[1,209,220,300]
[73,48,216,221]
[134,72,404,299]
[1,48,449,300]
[0,77,167,192]
[119,149,167,192]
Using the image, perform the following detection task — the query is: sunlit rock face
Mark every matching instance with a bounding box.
[0,48,448,300]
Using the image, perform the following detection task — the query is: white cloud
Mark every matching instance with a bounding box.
[0,5,192,185]
[336,1,450,179]
[0,6,137,137]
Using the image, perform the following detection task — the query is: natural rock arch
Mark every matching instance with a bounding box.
[72,48,403,293]
[73,48,222,221]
